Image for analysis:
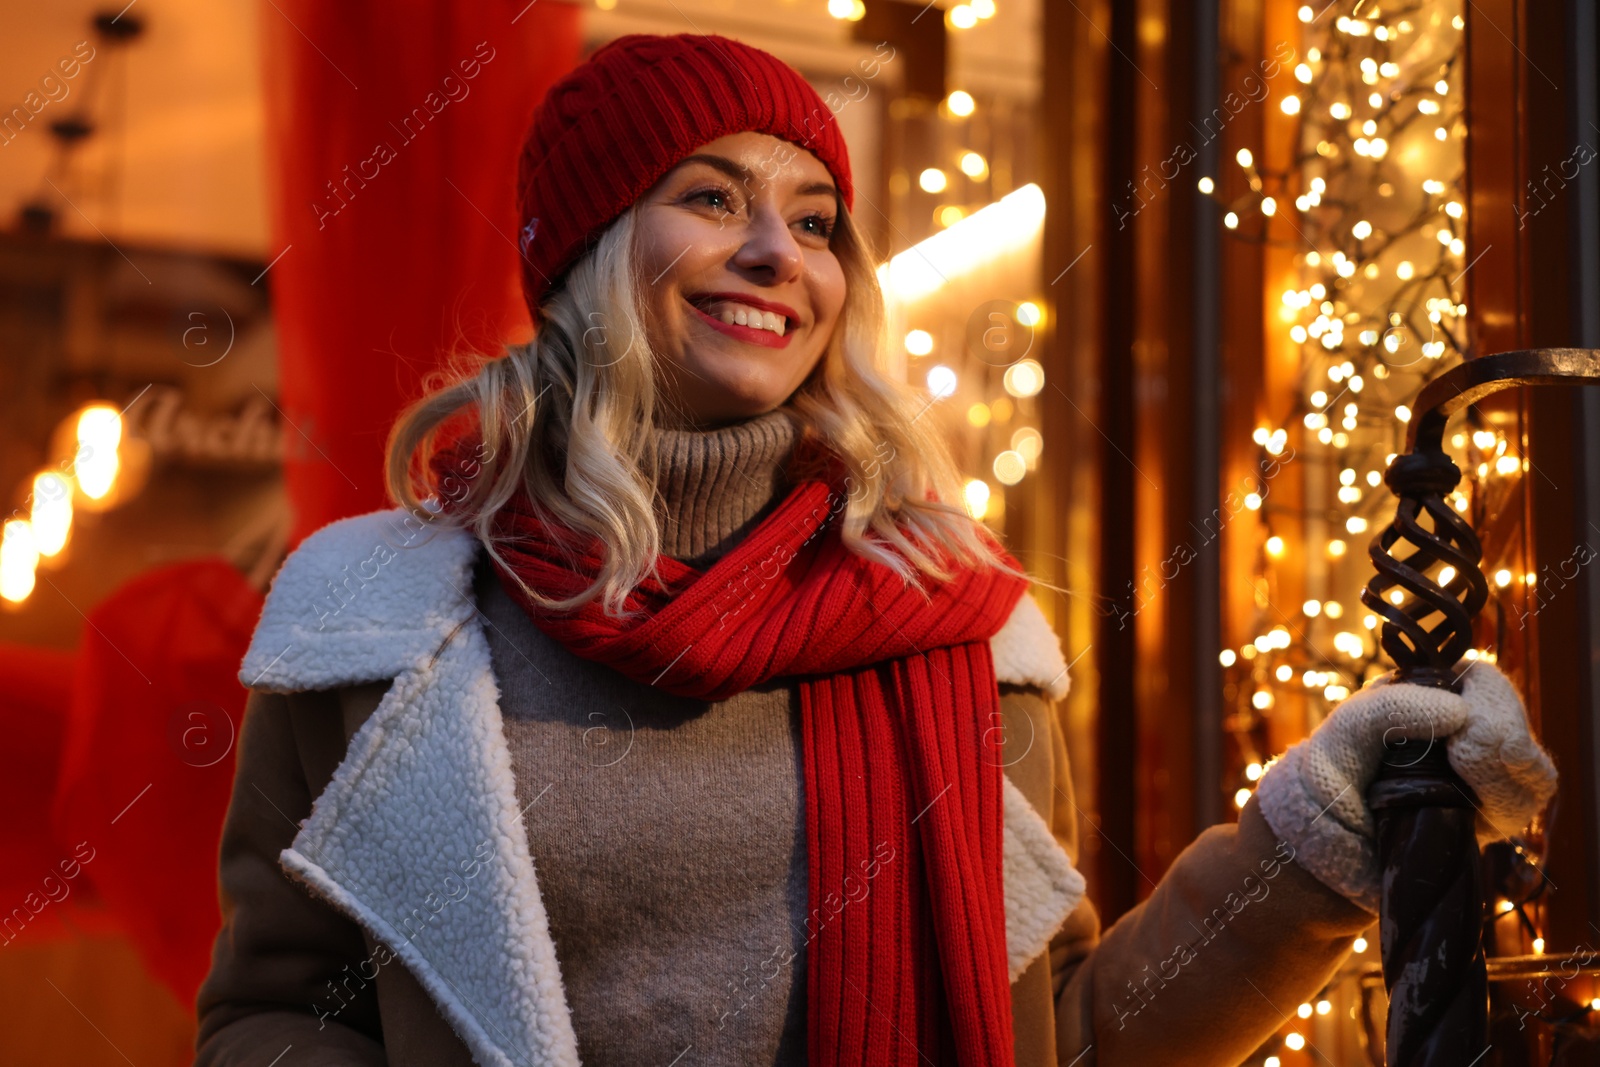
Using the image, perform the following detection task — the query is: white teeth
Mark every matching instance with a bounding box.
[701,299,789,337]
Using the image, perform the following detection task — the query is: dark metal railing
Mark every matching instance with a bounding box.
[1361,349,1600,1065]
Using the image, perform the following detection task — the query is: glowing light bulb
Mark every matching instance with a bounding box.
[963,478,991,519]
[0,519,39,603]
[946,90,975,117]
[919,168,949,193]
[904,329,934,356]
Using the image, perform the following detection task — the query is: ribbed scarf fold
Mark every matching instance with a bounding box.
[435,434,1029,1066]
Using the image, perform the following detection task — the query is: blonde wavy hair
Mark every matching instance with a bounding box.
[385,200,1035,618]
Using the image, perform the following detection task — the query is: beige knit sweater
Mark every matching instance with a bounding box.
[478,406,808,1065]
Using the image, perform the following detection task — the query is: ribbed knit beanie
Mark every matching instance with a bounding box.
[515,33,855,316]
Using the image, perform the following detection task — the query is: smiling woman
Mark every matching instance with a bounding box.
[196,32,1093,1067]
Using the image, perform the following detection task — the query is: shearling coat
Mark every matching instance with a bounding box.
[195,508,1376,1067]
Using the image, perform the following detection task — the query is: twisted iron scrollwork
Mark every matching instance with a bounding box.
[1360,349,1600,1065]
[1360,449,1488,690]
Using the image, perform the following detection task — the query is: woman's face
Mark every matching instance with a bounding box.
[634,131,847,430]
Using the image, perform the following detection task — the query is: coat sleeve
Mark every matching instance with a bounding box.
[193,687,389,1067]
[1046,699,1377,1067]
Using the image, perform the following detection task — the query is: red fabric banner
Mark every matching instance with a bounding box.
[260,0,583,546]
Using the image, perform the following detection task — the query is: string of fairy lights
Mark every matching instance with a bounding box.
[1202,1,1576,1060]
[1213,3,1478,810]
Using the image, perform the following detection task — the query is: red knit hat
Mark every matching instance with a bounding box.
[515,33,854,315]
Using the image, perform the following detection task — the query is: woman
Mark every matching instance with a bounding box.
[195,32,1558,1067]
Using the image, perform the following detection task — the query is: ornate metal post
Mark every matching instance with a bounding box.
[1361,349,1600,1066]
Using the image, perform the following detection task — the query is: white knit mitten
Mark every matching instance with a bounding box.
[1255,659,1558,913]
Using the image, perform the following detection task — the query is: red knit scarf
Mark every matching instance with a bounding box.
[436,435,1028,1065]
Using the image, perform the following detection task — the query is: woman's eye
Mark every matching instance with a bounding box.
[687,187,735,212]
[799,214,835,239]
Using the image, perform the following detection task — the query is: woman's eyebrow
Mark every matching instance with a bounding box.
[675,153,838,200]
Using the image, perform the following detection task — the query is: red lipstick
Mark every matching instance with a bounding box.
[685,297,795,349]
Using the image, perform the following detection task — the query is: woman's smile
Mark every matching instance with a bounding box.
[683,292,798,349]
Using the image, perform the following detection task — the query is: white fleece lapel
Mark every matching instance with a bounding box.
[280,628,581,1067]
[239,507,1085,1065]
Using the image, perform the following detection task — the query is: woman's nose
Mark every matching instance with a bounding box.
[731,209,804,283]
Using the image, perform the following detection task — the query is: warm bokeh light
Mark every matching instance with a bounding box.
[31,471,74,557]
[1,519,39,603]
[74,403,123,501]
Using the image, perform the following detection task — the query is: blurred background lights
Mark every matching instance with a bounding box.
[962,478,991,519]
[74,404,123,501]
[878,184,1045,303]
[992,450,1027,485]
[1,520,39,603]
[1003,359,1045,398]
[31,472,74,557]
[1010,425,1043,462]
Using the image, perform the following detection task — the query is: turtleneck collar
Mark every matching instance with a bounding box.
[651,406,799,569]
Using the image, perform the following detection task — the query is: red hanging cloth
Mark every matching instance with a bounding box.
[260,0,583,545]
